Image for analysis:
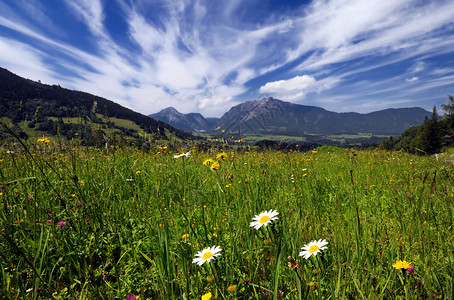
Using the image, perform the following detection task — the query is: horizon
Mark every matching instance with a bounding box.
[152,96,432,119]
[1,1,454,116]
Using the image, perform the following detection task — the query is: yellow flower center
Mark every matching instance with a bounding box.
[309,245,319,253]
[202,252,213,260]
[259,216,270,224]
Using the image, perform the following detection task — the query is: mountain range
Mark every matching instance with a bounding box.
[0,66,430,143]
[150,97,431,135]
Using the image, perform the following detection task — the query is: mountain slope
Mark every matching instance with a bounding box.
[0,67,195,141]
[152,97,430,135]
[218,97,430,135]
[149,107,215,132]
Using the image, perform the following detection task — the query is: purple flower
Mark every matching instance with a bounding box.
[77,202,83,206]
[56,221,67,227]
[27,195,32,200]
[0,185,4,189]
[46,219,52,224]
[125,293,137,300]
[406,266,415,275]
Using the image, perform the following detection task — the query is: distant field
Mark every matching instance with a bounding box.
[1,135,453,299]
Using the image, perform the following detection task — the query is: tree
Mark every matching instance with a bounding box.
[441,94,454,131]
[415,106,442,155]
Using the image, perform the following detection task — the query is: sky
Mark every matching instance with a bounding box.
[1,0,454,117]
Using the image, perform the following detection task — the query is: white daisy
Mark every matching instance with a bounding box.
[249,209,279,230]
[173,152,191,158]
[299,239,328,259]
[192,245,222,266]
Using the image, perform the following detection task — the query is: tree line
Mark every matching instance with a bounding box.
[380,94,454,155]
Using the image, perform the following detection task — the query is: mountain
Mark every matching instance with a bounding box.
[152,97,430,135]
[149,107,216,132]
[0,67,195,142]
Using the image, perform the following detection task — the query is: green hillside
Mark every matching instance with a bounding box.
[0,67,198,145]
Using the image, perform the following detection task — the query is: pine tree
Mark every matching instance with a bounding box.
[441,94,454,131]
[415,106,442,155]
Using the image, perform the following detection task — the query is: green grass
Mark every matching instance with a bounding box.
[1,135,453,299]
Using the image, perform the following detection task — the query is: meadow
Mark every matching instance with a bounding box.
[1,135,453,299]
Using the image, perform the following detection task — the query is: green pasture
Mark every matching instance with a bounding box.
[1,137,453,299]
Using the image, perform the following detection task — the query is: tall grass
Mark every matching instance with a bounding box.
[1,135,453,299]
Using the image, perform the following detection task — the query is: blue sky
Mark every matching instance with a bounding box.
[1,0,454,117]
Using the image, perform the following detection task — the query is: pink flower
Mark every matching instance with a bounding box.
[125,293,137,300]
[56,221,67,227]
[46,219,52,224]
[406,266,415,275]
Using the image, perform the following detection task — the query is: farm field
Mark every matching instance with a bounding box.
[1,138,453,299]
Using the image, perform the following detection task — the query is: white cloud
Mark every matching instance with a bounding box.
[407,62,425,73]
[406,76,419,82]
[63,0,105,37]
[259,75,317,101]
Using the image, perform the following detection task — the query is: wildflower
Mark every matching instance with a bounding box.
[203,158,215,167]
[56,221,67,227]
[192,245,222,266]
[125,293,137,300]
[406,266,415,275]
[216,152,228,160]
[77,202,83,206]
[46,219,52,224]
[287,256,298,270]
[182,233,189,240]
[174,152,191,158]
[393,260,412,270]
[299,239,328,259]
[227,285,237,292]
[136,171,141,175]
[201,292,212,300]
[210,161,220,170]
[249,209,279,230]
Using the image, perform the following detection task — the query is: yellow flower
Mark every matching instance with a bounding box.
[201,292,212,300]
[392,260,412,269]
[216,152,228,160]
[136,171,141,175]
[182,233,189,240]
[71,193,75,197]
[227,285,237,292]
[203,158,215,167]
[210,161,220,170]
